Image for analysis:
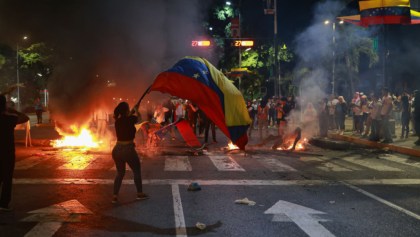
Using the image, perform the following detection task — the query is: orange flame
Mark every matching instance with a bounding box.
[277,138,308,151]
[51,125,101,149]
[227,142,239,150]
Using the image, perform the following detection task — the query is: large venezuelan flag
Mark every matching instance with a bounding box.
[359,0,411,26]
[150,57,252,150]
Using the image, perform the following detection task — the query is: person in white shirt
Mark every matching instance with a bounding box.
[153,103,169,125]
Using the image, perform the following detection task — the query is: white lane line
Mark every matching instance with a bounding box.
[172,184,187,237]
[254,156,297,172]
[342,182,420,221]
[12,178,420,186]
[378,154,420,169]
[15,156,51,170]
[343,155,402,171]
[300,156,355,172]
[165,156,192,171]
[208,155,245,171]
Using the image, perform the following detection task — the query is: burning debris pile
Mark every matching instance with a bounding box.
[50,125,101,149]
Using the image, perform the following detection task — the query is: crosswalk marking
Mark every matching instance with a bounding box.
[254,156,297,172]
[15,155,52,170]
[57,154,96,170]
[342,155,402,172]
[85,156,114,170]
[300,156,355,172]
[378,154,420,169]
[14,152,418,173]
[208,155,245,171]
[165,156,192,171]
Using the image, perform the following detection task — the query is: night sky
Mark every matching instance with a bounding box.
[1,0,419,124]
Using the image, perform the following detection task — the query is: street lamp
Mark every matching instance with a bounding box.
[324,20,343,95]
[16,35,29,111]
[264,0,280,96]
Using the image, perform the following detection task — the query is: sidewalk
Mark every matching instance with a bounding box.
[327,117,420,157]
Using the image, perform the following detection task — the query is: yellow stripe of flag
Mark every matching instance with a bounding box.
[185,56,252,127]
[359,0,410,11]
[411,9,420,18]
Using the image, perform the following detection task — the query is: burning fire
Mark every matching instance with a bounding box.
[277,138,308,151]
[51,125,101,149]
[227,142,239,150]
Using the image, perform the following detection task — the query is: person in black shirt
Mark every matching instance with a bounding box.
[0,94,29,212]
[112,101,149,203]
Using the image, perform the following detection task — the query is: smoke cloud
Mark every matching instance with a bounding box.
[293,0,346,103]
[0,0,213,127]
[47,0,215,127]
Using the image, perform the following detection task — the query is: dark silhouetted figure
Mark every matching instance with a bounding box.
[0,94,29,211]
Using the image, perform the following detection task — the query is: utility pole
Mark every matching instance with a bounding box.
[274,0,279,97]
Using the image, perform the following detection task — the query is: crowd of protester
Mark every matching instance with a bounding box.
[244,87,420,146]
[322,88,420,145]
[139,87,420,147]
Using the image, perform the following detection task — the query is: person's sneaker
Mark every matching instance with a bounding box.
[136,193,150,200]
[111,195,118,204]
[0,206,13,212]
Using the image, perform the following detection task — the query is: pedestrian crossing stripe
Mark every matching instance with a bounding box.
[165,156,192,171]
[208,155,245,171]
[14,153,417,173]
[15,154,52,170]
[378,154,420,170]
[299,156,356,172]
[342,155,402,172]
[57,154,96,170]
[254,155,296,172]
[12,178,420,186]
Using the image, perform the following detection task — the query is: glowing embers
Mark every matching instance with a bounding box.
[277,138,308,151]
[51,125,101,149]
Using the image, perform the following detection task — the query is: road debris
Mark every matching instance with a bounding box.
[235,197,256,206]
[196,222,206,230]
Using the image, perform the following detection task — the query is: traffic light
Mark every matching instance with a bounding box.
[191,40,211,47]
[233,40,254,47]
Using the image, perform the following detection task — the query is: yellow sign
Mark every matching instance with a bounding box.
[192,41,211,47]
[234,40,254,47]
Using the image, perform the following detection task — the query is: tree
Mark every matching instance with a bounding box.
[17,43,54,108]
[336,27,378,97]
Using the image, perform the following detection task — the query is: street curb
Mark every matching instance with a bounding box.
[329,133,420,158]
[309,137,368,150]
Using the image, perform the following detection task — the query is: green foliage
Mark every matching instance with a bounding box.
[19,43,51,68]
[214,6,234,20]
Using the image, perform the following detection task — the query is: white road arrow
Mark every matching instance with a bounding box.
[264,200,335,237]
[21,199,93,237]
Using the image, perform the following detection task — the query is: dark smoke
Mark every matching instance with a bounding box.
[0,0,214,127]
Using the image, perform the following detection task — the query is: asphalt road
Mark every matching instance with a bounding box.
[2,139,420,237]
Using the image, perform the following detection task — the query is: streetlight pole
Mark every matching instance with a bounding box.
[16,43,20,111]
[332,21,336,95]
[274,0,279,97]
[324,20,342,95]
[16,35,28,111]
